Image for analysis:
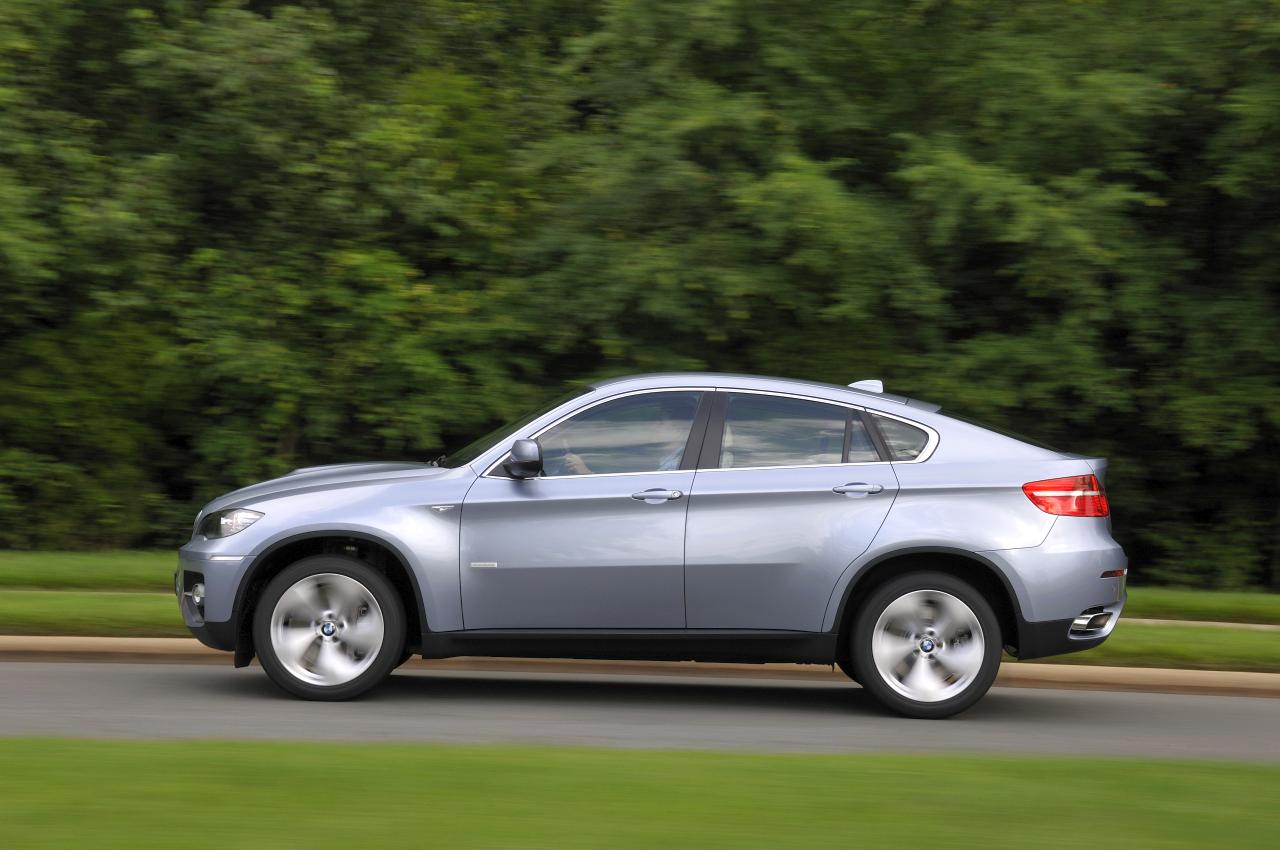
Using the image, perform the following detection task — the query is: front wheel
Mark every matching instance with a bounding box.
[253,555,406,700]
[851,571,1001,719]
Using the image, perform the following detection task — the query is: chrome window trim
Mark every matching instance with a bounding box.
[492,468,698,482]
[477,384,939,480]
[480,387,713,479]
[696,461,893,473]
[716,386,866,411]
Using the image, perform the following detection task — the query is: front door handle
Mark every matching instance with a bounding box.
[833,482,884,496]
[631,488,684,503]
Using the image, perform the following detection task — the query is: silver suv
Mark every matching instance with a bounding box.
[177,373,1126,718]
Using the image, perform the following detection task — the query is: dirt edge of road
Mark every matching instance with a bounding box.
[1,635,1276,698]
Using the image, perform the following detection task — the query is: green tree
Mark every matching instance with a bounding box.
[0,0,1275,587]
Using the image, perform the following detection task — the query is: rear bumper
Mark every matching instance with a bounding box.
[983,517,1127,623]
[982,516,1127,659]
[1015,592,1126,660]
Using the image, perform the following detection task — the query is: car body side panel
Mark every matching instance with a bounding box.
[684,465,900,631]
[876,460,1072,550]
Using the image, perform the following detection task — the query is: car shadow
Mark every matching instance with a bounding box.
[380,670,1075,722]
[384,670,873,713]
[191,664,1081,723]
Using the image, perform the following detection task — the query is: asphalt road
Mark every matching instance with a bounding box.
[1,661,1276,760]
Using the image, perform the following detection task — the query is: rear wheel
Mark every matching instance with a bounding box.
[851,571,1001,719]
[253,555,405,700]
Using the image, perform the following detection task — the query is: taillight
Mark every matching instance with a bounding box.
[1022,474,1109,517]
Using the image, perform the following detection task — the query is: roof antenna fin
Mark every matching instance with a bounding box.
[848,379,884,393]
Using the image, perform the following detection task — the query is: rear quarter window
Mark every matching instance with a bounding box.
[872,414,929,461]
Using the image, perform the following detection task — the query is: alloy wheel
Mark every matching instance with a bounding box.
[268,572,386,686]
[870,589,985,703]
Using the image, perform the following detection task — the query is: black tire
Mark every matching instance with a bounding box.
[253,555,406,701]
[851,571,1001,719]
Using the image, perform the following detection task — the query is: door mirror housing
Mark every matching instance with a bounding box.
[503,439,543,479]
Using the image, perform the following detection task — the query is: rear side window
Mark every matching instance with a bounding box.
[872,414,929,461]
[719,394,877,468]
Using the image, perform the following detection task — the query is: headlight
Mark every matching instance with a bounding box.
[199,508,263,538]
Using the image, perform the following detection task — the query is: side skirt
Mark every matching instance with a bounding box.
[420,629,839,665]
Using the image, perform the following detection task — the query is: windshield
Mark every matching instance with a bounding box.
[438,388,588,468]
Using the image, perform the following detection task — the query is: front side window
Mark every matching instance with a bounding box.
[538,392,701,476]
[719,394,859,469]
[873,414,930,460]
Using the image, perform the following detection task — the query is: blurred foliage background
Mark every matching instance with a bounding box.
[0,0,1276,588]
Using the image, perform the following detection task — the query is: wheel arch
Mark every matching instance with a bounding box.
[231,530,428,667]
[831,547,1025,670]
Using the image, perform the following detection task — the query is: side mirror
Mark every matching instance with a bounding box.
[503,439,543,479]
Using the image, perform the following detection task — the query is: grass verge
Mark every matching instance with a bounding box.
[0,589,183,637]
[0,550,174,592]
[1012,621,1280,673]
[0,740,1276,849]
[1122,586,1280,624]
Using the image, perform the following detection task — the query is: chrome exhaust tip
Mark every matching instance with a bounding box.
[1070,607,1112,636]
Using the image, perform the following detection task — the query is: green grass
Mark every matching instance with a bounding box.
[1015,620,1280,673]
[0,589,184,637]
[0,550,174,591]
[1123,586,1280,624]
[0,740,1275,849]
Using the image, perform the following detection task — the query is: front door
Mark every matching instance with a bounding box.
[684,391,899,631]
[460,390,707,629]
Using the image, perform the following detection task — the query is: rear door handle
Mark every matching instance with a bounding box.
[631,488,684,503]
[833,482,884,496]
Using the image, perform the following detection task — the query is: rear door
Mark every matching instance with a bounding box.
[683,391,899,631]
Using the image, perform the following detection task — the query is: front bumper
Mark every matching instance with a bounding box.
[173,565,237,651]
[186,618,239,652]
[175,544,253,654]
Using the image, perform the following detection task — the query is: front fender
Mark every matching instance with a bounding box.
[237,508,465,634]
